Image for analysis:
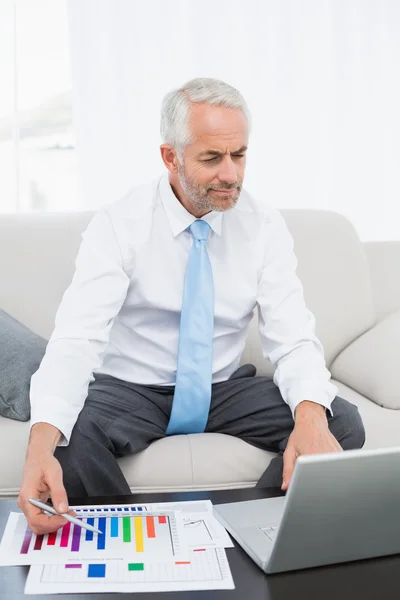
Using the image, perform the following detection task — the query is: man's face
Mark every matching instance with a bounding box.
[177,103,248,214]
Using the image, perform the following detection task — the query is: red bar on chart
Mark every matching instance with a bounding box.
[65,564,82,569]
[33,534,44,551]
[158,516,167,524]
[20,527,33,554]
[60,522,71,547]
[146,516,155,538]
[47,531,57,546]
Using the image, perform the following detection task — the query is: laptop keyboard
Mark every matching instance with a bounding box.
[259,523,279,541]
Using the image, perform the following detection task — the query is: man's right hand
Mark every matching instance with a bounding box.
[18,423,72,534]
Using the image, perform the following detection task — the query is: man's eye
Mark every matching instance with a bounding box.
[203,155,244,163]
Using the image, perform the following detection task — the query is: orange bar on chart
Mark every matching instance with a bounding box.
[146,516,155,538]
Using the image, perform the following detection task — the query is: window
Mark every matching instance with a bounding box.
[0,0,79,212]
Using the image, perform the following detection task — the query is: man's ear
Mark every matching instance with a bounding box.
[160,144,179,174]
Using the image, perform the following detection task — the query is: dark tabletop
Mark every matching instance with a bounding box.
[1,487,400,599]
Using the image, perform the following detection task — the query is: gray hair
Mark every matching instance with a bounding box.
[160,77,251,160]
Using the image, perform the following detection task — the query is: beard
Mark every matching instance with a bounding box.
[178,165,242,213]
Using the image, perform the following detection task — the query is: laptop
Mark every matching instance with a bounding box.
[213,446,400,573]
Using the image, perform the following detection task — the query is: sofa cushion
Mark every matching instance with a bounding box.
[0,418,276,496]
[0,310,46,421]
[331,309,400,410]
[119,433,276,492]
[282,210,376,367]
[333,380,400,450]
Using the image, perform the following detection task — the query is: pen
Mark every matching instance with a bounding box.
[28,498,102,535]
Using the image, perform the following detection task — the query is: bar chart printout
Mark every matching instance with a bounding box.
[0,508,185,565]
[25,548,235,594]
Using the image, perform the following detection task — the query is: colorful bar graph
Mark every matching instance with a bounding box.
[128,563,144,571]
[85,518,94,541]
[33,534,44,551]
[71,523,81,552]
[97,518,106,550]
[20,528,33,554]
[146,516,155,538]
[60,522,71,547]
[123,517,131,542]
[88,564,106,578]
[47,531,57,546]
[17,510,171,561]
[134,517,144,552]
[111,517,119,537]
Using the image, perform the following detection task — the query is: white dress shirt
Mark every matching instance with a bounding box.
[30,172,338,445]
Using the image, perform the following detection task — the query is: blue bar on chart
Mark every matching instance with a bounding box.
[88,564,106,578]
[97,518,106,550]
[111,517,119,537]
[85,518,95,542]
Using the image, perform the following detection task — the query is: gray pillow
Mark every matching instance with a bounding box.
[0,310,47,421]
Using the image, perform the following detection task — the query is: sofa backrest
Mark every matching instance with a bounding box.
[0,209,375,374]
[0,212,93,340]
[241,209,376,375]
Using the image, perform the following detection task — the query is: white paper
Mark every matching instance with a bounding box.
[145,500,233,549]
[25,548,234,594]
[1,500,235,594]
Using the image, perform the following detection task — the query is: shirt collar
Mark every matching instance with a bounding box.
[159,172,223,237]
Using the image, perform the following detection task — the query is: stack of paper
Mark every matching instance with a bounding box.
[0,500,235,594]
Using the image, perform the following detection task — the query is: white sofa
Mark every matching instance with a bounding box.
[0,209,399,497]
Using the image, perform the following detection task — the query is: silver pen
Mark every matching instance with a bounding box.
[28,498,102,535]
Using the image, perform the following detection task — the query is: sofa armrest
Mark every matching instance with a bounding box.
[364,241,400,321]
[330,309,400,409]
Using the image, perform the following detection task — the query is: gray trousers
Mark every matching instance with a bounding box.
[55,364,366,496]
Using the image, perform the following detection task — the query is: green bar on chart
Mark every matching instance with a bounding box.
[128,563,144,571]
[122,517,131,543]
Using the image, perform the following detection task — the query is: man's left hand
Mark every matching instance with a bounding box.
[281,400,342,491]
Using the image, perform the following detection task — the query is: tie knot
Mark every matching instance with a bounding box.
[189,220,211,242]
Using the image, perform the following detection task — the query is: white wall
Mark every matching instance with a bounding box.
[67,0,400,241]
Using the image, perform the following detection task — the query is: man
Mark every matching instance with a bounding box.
[19,77,365,534]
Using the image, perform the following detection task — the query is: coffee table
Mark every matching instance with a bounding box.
[1,487,399,599]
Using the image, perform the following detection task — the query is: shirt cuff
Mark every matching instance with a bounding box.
[30,396,78,447]
[285,381,338,419]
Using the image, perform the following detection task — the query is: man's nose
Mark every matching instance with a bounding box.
[217,156,238,184]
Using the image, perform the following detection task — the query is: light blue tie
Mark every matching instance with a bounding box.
[166,219,214,435]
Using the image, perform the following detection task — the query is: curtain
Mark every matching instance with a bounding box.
[67,0,400,241]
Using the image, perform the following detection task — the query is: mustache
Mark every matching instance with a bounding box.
[208,184,241,191]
